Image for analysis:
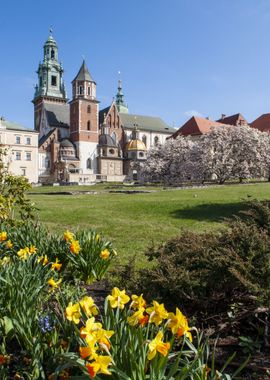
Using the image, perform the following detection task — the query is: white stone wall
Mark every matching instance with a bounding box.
[75,141,98,174]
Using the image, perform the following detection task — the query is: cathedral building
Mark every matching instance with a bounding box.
[33,32,175,183]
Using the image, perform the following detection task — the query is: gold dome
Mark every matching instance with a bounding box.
[125,139,147,151]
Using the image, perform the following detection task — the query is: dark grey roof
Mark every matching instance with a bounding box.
[99,107,111,126]
[44,103,70,128]
[60,139,75,148]
[73,60,95,83]
[98,134,117,147]
[38,128,57,148]
[119,113,175,133]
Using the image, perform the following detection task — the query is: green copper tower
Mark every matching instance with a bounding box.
[33,30,67,102]
[115,80,128,114]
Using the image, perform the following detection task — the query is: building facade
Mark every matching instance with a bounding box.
[0,117,39,183]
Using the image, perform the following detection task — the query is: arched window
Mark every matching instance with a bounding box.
[109,148,115,155]
[87,87,91,96]
[154,136,159,146]
[87,121,91,130]
[87,105,91,113]
[51,49,55,59]
[142,135,147,146]
[86,158,92,169]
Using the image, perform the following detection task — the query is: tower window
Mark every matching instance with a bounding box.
[87,121,91,130]
[79,86,83,95]
[86,158,92,169]
[87,87,91,96]
[87,105,91,113]
[51,49,55,59]
[51,75,57,86]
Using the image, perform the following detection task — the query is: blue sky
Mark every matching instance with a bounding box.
[1,0,270,129]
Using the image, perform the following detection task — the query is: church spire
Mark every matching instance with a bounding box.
[33,30,67,102]
[115,79,128,114]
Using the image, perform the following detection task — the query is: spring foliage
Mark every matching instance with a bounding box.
[140,125,270,184]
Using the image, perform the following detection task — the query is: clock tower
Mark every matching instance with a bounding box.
[32,30,68,132]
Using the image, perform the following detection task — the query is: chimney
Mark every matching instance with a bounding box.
[221,114,226,120]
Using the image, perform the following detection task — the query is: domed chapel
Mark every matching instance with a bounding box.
[33,32,175,183]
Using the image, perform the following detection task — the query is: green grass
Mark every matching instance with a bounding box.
[28,182,270,265]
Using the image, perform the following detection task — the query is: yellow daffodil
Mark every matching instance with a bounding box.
[86,355,112,378]
[17,246,37,260]
[17,247,29,260]
[107,287,130,309]
[95,234,100,242]
[0,256,10,266]
[79,342,97,361]
[48,278,62,289]
[65,302,81,324]
[51,257,62,271]
[38,255,49,265]
[79,296,98,316]
[0,232,7,241]
[5,240,13,249]
[130,294,146,310]
[127,308,149,327]
[80,317,102,340]
[70,240,80,254]
[63,230,74,242]
[146,301,169,326]
[29,245,37,254]
[100,249,110,260]
[167,308,192,341]
[94,328,114,350]
[147,330,170,360]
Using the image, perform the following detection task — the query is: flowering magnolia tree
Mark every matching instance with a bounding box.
[199,126,270,184]
[140,126,270,184]
[140,137,199,184]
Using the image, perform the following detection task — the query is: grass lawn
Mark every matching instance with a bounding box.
[28,182,270,265]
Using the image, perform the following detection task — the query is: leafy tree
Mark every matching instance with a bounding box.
[0,147,36,225]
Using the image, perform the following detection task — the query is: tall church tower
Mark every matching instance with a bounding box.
[115,80,128,114]
[33,31,67,132]
[69,60,99,173]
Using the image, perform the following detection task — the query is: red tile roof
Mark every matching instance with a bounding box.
[216,113,248,126]
[171,116,230,138]
[251,114,270,132]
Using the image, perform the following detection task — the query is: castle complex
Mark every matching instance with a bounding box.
[32,32,175,183]
[3,32,270,184]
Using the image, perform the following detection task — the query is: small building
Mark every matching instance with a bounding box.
[0,117,39,183]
